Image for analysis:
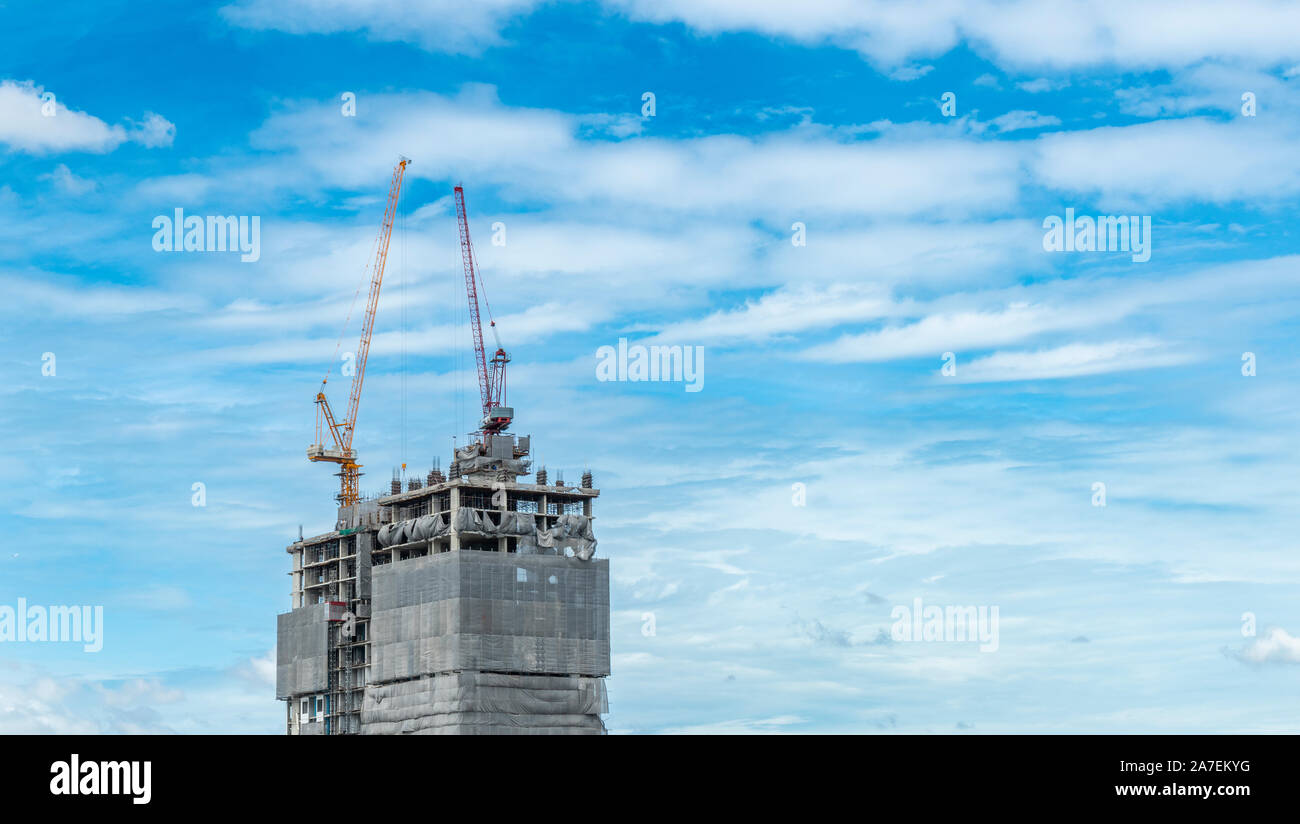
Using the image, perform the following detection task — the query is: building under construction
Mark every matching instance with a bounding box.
[276,441,609,734]
[275,167,610,734]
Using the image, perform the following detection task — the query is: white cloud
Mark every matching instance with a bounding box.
[129,112,176,148]
[241,650,277,688]
[954,338,1193,382]
[657,715,808,734]
[193,299,598,365]
[216,1,1300,77]
[650,283,895,344]
[220,0,545,54]
[0,274,198,317]
[39,164,97,195]
[97,678,184,709]
[790,255,1298,365]
[122,586,194,611]
[799,301,1101,363]
[988,110,1060,133]
[889,64,933,81]
[0,80,125,154]
[1030,118,1300,206]
[149,86,1300,238]
[1016,77,1067,93]
[609,0,1300,71]
[240,88,1023,220]
[134,173,213,202]
[1114,64,1293,119]
[1234,628,1300,665]
[0,656,279,734]
[0,80,174,154]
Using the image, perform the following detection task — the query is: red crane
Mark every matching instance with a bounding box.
[454,185,511,439]
[308,157,410,505]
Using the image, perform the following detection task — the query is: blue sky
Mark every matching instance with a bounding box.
[2,0,1300,732]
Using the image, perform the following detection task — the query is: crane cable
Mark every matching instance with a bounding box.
[468,224,499,343]
[322,214,385,389]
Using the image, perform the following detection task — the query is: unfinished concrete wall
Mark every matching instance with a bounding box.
[369,551,610,682]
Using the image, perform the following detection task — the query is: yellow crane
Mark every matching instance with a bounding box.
[307,157,410,506]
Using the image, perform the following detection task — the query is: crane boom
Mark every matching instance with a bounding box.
[344,158,408,448]
[308,157,410,506]
[454,185,511,438]
[454,185,490,413]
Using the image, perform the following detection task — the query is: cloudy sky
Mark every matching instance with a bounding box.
[3,0,1299,733]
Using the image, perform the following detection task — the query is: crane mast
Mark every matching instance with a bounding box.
[308,157,410,506]
[454,185,512,439]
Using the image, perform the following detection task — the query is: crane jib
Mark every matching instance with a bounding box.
[454,185,510,435]
[309,157,410,506]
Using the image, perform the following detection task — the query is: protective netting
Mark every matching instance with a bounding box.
[361,672,607,735]
[336,499,381,531]
[275,602,330,699]
[357,531,373,593]
[369,551,610,681]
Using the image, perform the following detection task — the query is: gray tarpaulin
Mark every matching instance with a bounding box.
[536,513,597,560]
[377,509,596,560]
[455,456,530,475]
[453,443,529,476]
[378,512,450,546]
[276,602,329,699]
[361,672,606,735]
[453,507,536,535]
[369,551,610,681]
